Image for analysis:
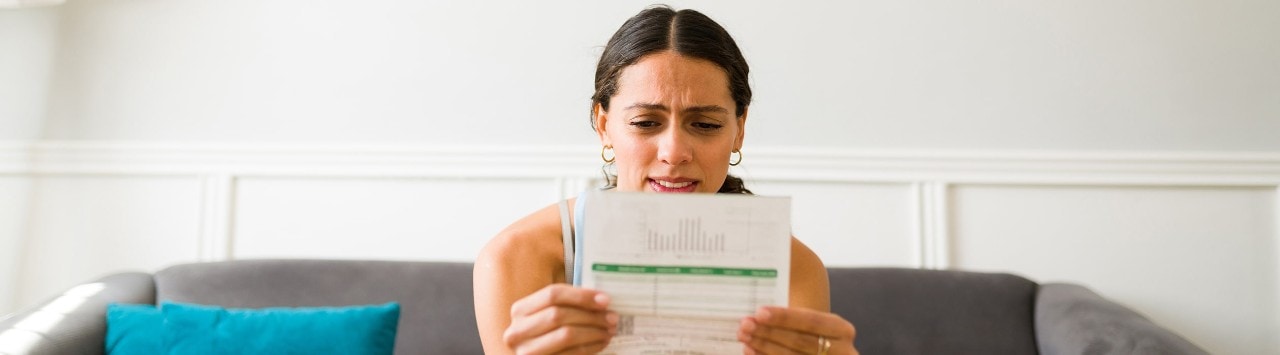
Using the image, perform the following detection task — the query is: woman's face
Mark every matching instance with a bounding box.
[596,51,746,193]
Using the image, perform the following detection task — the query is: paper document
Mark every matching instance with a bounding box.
[578,190,791,354]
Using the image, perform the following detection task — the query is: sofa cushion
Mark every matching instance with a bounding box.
[154,260,479,354]
[105,304,164,355]
[106,302,398,355]
[827,268,1039,354]
[162,302,398,355]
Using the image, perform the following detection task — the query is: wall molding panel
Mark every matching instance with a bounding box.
[2,140,1276,265]
[2,140,1279,264]
[197,174,236,262]
[916,182,951,269]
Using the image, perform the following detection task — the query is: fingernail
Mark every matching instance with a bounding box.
[606,312,619,325]
[756,308,771,321]
[594,293,610,306]
[741,319,756,332]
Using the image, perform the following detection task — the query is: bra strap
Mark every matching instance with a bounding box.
[558,198,574,283]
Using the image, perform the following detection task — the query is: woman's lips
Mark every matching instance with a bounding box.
[648,178,698,193]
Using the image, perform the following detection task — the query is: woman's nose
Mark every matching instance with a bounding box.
[656,128,693,166]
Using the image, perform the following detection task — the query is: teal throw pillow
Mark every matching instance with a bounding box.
[161,302,400,355]
[105,304,164,355]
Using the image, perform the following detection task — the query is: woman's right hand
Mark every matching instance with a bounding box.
[503,284,618,354]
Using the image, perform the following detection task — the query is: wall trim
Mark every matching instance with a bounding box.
[197,175,235,262]
[2,140,1280,186]
[7,140,1274,270]
[918,182,950,269]
[0,142,32,174]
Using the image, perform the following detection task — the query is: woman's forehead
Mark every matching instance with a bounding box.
[613,51,732,107]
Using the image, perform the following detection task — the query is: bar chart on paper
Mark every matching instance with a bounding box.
[645,217,736,254]
[607,201,781,261]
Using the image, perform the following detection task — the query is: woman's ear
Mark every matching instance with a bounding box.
[594,104,612,146]
[734,107,748,151]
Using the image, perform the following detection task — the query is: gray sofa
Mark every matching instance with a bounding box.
[0,260,1206,354]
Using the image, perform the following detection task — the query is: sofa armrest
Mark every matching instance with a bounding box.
[1035,283,1207,355]
[0,272,155,355]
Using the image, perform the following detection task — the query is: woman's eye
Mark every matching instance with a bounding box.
[693,122,723,130]
[630,121,659,128]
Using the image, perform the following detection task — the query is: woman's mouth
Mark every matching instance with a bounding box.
[648,178,698,193]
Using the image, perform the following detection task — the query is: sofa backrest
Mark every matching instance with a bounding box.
[828,267,1039,355]
[154,259,480,354]
[153,261,1039,354]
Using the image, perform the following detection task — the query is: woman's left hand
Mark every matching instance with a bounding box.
[737,306,857,355]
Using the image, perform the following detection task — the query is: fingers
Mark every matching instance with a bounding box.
[738,317,816,354]
[551,340,610,355]
[511,284,611,318]
[505,307,618,347]
[504,284,618,355]
[753,306,855,340]
[739,318,807,354]
[515,325,613,355]
[740,307,858,355]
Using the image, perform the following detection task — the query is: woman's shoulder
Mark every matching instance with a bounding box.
[789,235,831,311]
[476,199,575,279]
[790,236,825,271]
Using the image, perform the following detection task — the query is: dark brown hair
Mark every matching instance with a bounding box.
[592,5,753,194]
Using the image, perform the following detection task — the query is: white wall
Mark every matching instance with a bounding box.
[0,5,58,323]
[2,1,1279,354]
[951,185,1278,354]
[0,6,57,140]
[0,176,32,323]
[232,177,558,261]
[15,175,204,308]
[32,0,1280,150]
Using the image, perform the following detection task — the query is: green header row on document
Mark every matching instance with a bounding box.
[592,263,778,278]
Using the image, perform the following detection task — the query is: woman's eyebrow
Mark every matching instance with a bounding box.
[685,105,729,114]
[624,103,729,114]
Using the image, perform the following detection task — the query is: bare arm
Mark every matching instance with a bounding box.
[473,229,556,354]
[787,237,831,312]
[473,202,617,355]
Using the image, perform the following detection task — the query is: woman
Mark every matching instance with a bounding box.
[474,6,857,354]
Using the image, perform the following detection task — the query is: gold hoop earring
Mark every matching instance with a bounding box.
[601,145,615,163]
[729,150,742,166]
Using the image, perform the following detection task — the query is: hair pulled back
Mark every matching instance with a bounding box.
[592,5,753,194]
